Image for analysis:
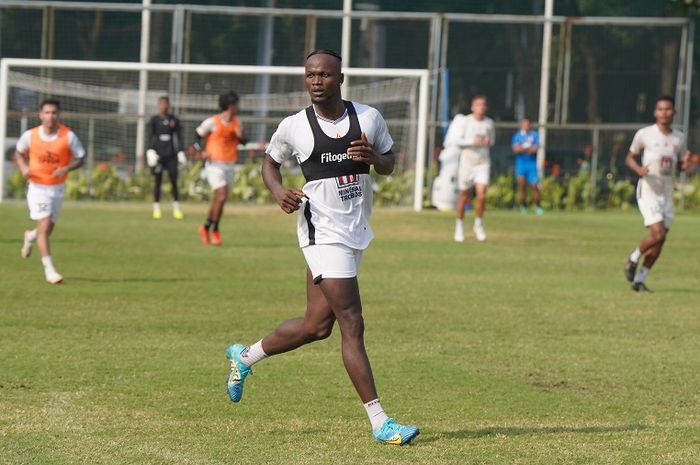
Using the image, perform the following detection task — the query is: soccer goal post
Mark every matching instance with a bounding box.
[0,58,429,210]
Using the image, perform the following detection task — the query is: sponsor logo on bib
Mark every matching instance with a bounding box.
[336,174,362,202]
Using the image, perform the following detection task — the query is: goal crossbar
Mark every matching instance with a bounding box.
[0,58,429,210]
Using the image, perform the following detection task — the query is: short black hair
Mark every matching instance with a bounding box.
[218,91,239,111]
[306,49,342,62]
[40,99,60,111]
[654,95,675,108]
[472,94,488,103]
[158,95,170,102]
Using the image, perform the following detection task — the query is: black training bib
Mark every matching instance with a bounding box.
[301,101,370,182]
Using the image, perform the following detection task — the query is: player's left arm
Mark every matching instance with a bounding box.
[487,121,496,146]
[680,150,691,172]
[235,118,248,145]
[52,133,85,178]
[348,132,394,175]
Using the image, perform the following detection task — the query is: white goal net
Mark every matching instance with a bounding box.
[0,59,429,209]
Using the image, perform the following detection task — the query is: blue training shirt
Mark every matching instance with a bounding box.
[511,130,539,161]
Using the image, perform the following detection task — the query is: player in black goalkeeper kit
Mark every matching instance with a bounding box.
[146,96,186,219]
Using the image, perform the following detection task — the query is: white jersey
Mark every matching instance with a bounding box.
[629,124,686,197]
[16,126,86,158]
[266,101,393,250]
[443,113,495,162]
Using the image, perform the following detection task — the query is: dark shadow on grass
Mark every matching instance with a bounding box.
[69,277,189,283]
[651,289,699,294]
[418,424,650,444]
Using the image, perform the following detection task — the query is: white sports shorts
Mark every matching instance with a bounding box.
[27,182,65,222]
[206,162,237,190]
[302,243,363,284]
[457,155,490,190]
[637,187,674,228]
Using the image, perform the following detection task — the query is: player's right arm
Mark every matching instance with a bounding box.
[263,117,304,214]
[13,130,31,179]
[193,118,214,159]
[262,155,304,214]
[511,133,522,154]
[626,130,649,177]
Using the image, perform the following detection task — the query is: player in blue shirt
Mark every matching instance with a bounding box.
[512,118,543,215]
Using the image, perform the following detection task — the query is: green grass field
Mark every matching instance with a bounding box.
[1,202,699,464]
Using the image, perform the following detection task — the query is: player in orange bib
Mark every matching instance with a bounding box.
[14,99,85,284]
[193,92,246,246]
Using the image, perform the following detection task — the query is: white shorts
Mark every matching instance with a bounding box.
[206,162,237,190]
[458,156,490,190]
[637,190,674,228]
[302,243,363,284]
[27,182,65,222]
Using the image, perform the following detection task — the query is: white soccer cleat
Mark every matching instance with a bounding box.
[454,226,464,242]
[21,230,34,258]
[45,269,64,284]
[473,223,487,242]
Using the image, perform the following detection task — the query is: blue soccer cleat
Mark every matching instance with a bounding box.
[225,344,252,402]
[373,418,420,445]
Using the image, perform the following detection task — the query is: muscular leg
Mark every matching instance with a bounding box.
[153,168,163,203]
[166,158,180,201]
[517,176,527,206]
[36,217,54,258]
[639,222,668,269]
[260,269,336,355]
[531,183,541,206]
[317,277,377,404]
[455,189,470,220]
[208,186,228,223]
[474,183,487,218]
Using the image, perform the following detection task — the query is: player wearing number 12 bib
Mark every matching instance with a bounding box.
[624,96,691,292]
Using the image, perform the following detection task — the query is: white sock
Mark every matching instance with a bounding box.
[172,201,180,210]
[629,248,641,263]
[455,219,463,230]
[153,202,161,211]
[474,217,483,228]
[240,340,267,367]
[41,255,55,271]
[364,398,389,432]
[634,266,650,283]
[27,229,37,241]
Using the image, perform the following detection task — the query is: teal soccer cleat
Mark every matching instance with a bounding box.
[373,418,420,445]
[225,344,252,403]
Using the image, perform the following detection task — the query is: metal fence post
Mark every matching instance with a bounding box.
[590,127,599,208]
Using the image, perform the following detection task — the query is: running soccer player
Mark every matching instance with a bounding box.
[194,92,246,246]
[453,95,495,242]
[146,96,186,220]
[224,49,419,446]
[624,96,691,292]
[15,99,85,284]
[512,117,543,215]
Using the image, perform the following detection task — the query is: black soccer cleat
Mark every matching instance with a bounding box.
[624,259,638,283]
[631,282,653,293]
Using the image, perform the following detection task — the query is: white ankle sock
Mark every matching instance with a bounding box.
[364,399,389,432]
[455,219,463,229]
[153,202,161,210]
[634,266,650,283]
[27,229,37,241]
[172,201,180,210]
[41,255,55,271]
[629,248,641,262]
[474,217,483,227]
[240,340,267,367]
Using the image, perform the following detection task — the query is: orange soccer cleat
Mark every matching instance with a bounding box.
[211,230,222,246]
[198,225,210,245]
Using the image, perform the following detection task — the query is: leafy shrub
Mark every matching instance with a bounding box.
[5,160,699,210]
